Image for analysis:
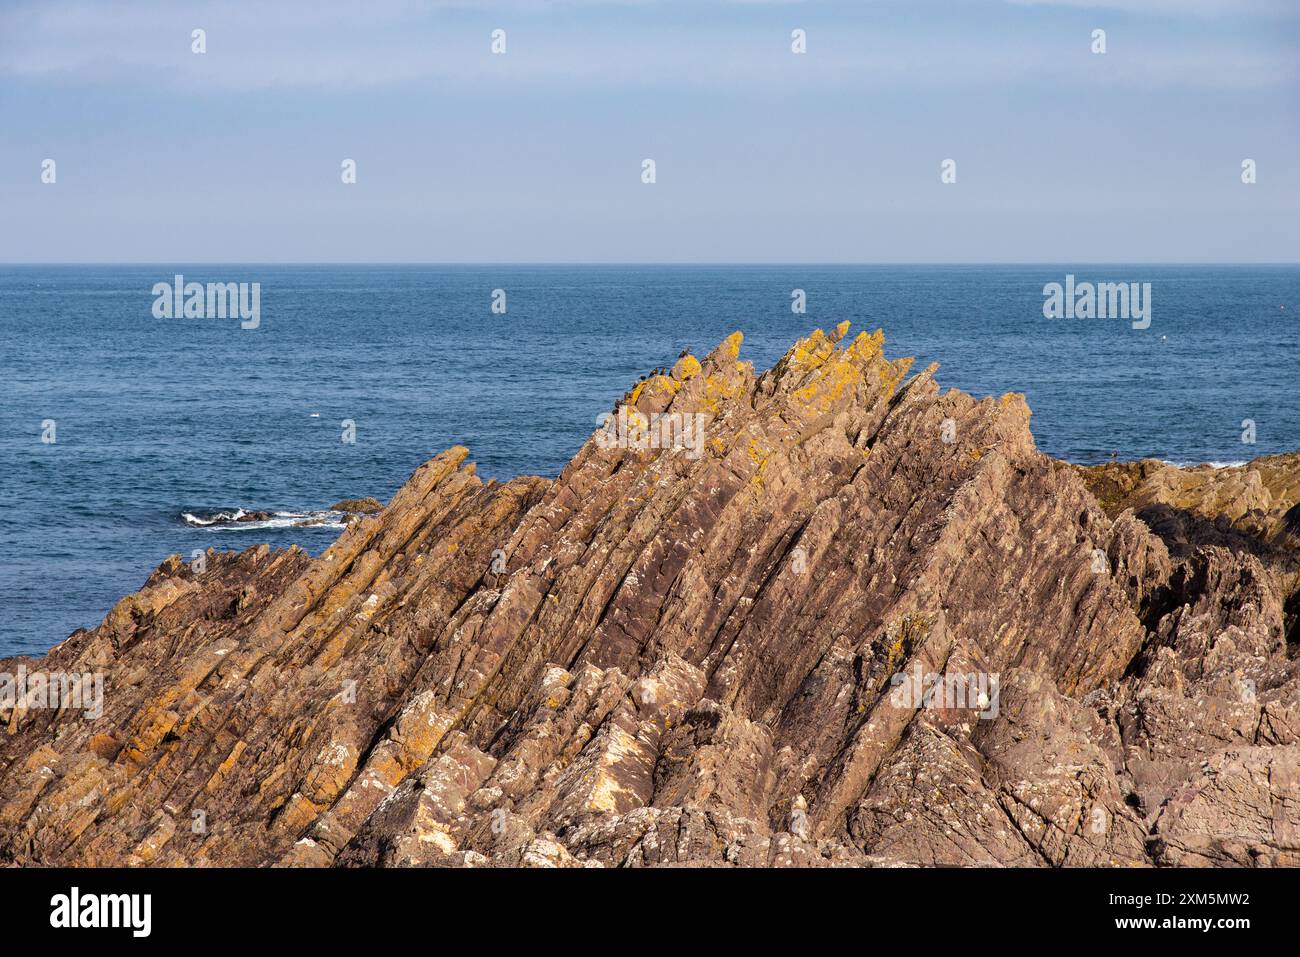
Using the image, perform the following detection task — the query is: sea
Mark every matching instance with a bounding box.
[2,264,1297,656]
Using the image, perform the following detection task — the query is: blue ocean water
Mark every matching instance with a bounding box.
[2,264,1297,657]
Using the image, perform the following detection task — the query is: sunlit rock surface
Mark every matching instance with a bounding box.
[3,326,1297,868]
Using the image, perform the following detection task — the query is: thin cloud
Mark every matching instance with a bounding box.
[1,1,1293,93]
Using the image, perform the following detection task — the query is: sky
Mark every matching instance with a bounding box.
[0,0,1296,263]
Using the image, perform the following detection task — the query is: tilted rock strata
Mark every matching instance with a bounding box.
[1,324,1297,868]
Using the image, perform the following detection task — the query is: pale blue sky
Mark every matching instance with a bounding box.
[0,0,1296,262]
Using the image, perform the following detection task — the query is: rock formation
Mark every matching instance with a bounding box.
[329,498,385,515]
[1,325,1296,868]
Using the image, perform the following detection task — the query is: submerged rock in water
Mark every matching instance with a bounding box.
[183,501,386,531]
[329,497,384,514]
[2,325,1297,868]
[181,508,273,527]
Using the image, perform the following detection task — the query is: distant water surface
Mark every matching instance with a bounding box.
[2,264,1297,655]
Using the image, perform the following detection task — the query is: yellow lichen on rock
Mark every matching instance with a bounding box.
[672,353,702,381]
[792,355,862,412]
[845,328,885,362]
[717,331,743,362]
[789,328,835,371]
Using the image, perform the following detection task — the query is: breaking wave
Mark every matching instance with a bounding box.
[180,508,347,531]
[1159,460,1249,469]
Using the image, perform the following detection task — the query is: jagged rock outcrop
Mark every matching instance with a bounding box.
[1080,455,1300,547]
[2,325,1297,868]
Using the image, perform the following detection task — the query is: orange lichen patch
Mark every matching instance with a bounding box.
[659,376,684,395]
[716,331,743,362]
[879,356,914,397]
[629,373,684,407]
[745,436,772,488]
[845,328,885,362]
[792,356,862,412]
[851,329,913,396]
[776,327,913,415]
[672,354,702,381]
[788,328,836,371]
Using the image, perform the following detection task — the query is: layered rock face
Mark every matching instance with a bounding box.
[2,326,1297,868]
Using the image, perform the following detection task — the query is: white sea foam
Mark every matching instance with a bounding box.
[182,509,346,531]
[1159,460,1248,470]
[181,508,246,526]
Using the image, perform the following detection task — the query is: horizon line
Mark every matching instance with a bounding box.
[3,261,1299,268]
